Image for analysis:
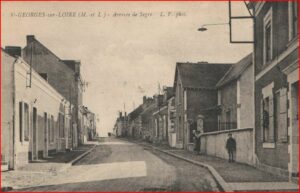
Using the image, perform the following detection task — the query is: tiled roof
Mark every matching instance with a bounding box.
[128,105,143,120]
[216,53,252,88]
[175,62,233,89]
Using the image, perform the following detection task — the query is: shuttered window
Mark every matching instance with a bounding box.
[278,88,288,142]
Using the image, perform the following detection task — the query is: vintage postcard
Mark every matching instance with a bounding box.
[1,0,299,192]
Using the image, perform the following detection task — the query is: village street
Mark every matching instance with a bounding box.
[11,138,219,192]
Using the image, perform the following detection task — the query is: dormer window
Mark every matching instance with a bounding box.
[263,8,273,65]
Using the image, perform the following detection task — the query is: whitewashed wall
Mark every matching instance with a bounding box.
[200,128,254,165]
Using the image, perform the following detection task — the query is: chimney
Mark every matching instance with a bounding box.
[119,112,122,118]
[143,96,147,104]
[26,35,35,45]
[74,60,81,74]
[4,46,22,57]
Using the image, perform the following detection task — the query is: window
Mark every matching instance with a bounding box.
[50,115,54,142]
[24,103,29,141]
[265,23,272,62]
[264,8,272,65]
[262,96,275,142]
[226,110,232,130]
[289,1,298,39]
[19,102,23,142]
[278,88,288,142]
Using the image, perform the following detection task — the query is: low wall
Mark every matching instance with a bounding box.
[200,128,254,165]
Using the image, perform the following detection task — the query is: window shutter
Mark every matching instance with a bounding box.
[260,99,264,141]
[278,88,288,142]
[269,96,275,141]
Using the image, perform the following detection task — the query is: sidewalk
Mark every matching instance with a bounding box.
[131,139,299,192]
[1,142,97,190]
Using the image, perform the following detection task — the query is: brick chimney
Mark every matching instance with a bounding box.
[4,46,21,57]
[26,35,35,45]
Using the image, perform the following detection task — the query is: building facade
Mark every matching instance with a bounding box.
[173,62,232,149]
[2,49,73,169]
[200,53,255,165]
[252,1,298,179]
[22,35,84,146]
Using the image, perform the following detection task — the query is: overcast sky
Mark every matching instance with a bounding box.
[2,1,252,136]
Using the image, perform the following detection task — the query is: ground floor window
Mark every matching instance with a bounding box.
[261,87,288,143]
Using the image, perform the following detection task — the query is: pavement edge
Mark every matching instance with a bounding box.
[133,140,233,192]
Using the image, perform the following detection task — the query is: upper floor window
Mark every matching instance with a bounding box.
[289,1,298,40]
[263,8,273,65]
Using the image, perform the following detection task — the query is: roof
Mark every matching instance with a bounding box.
[216,53,252,88]
[174,62,233,89]
[128,105,143,120]
[23,36,81,73]
[164,86,174,99]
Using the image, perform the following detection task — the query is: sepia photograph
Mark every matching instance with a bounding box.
[0,0,299,192]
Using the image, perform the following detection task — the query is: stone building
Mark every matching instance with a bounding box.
[1,49,73,170]
[128,105,143,139]
[173,62,232,150]
[200,53,255,165]
[21,35,84,146]
[114,112,128,137]
[140,97,156,142]
[152,87,174,144]
[250,1,298,179]
[81,106,97,142]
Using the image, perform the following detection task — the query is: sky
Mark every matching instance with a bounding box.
[1,1,252,137]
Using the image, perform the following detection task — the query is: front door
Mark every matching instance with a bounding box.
[32,107,38,160]
[43,113,48,158]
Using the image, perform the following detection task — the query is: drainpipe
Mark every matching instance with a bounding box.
[252,13,258,166]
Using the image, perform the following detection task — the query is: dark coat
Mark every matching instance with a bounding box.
[226,137,236,150]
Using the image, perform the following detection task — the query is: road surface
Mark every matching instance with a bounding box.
[15,138,219,192]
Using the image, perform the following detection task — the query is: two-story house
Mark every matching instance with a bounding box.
[199,53,255,165]
[2,49,72,169]
[21,35,84,147]
[152,87,174,144]
[173,62,232,149]
[251,1,298,179]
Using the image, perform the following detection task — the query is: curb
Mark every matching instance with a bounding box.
[57,144,97,172]
[70,144,97,165]
[133,141,233,192]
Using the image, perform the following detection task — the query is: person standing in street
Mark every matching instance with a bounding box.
[226,133,236,162]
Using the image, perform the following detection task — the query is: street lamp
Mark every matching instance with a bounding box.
[197,22,229,32]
